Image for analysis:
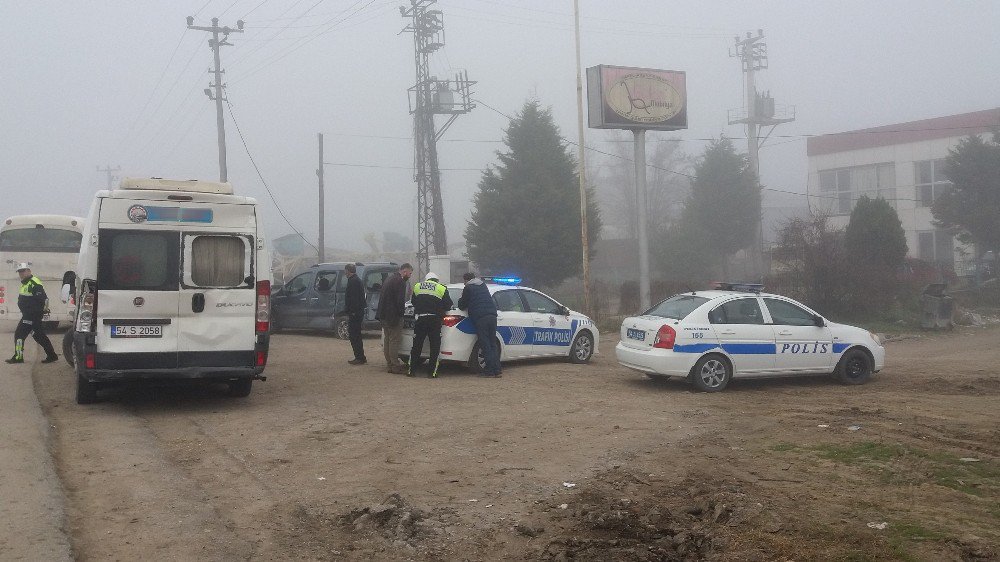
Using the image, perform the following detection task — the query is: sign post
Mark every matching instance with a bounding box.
[586,65,688,311]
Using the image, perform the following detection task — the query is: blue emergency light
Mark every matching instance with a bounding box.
[484,276,522,286]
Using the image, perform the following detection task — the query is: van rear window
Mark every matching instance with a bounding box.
[98,230,179,291]
[0,228,82,253]
[189,235,249,287]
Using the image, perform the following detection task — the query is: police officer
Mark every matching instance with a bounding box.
[408,272,453,378]
[6,263,58,364]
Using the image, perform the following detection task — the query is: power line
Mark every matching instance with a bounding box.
[218,0,244,18]
[193,0,216,17]
[227,0,315,68]
[239,0,270,20]
[225,100,318,251]
[323,162,482,171]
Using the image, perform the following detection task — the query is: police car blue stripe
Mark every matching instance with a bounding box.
[832,343,850,353]
[674,343,778,355]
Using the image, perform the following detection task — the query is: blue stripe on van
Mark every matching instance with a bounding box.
[145,207,213,223]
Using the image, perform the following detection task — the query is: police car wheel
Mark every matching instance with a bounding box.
[334,317,350,339]
[836,348,872,385]
[568,332,594,364]
[468,339,502,373]
[691,354,731,392]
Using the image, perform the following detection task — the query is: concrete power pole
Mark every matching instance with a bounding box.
[401,0,475,276]
[728,30,794,281]
[187,16,244,183]
[317,133,325,263]
[573,0,592,316]
[97,164,121,189]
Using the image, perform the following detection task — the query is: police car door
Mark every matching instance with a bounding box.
[763,297,834,372]
[707,297,776,374]
[492,289,532,359]
[520,289,573,356]
[178,233,256,355]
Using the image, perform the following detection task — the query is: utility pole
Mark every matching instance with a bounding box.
[97,164,121,189]
[401,0,475,276]
[573,0,592,316]
[187,16,244,183]
[317,133,325,263]
[728,30,794,281]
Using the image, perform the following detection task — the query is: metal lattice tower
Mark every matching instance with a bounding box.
[401,0,475,274]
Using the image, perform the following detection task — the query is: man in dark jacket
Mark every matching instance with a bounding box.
[376,263,412,373]
[408,272,454,378]
[343,263,367,365]
[457,272,500,377]
[6,263,58,364]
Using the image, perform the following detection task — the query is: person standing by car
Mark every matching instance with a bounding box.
[376,263,413,374]
[343,263,367,366]
[408,272,454,378]
[457,272,500,377]
[6,263,58,364]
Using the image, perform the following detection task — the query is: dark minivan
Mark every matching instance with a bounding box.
[270,262,397,338]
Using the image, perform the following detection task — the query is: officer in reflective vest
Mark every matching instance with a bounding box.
[6,263,58,364]
[408,272,453,378]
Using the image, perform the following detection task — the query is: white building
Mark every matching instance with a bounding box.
[806,108,1000,275]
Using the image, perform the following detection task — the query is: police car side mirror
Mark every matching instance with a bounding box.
[558,305,570,316]
[813,315,825,327]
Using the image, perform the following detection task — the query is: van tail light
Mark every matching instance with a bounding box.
[256,350,267,367]
[442,315,464,328]
[652,325,676,349]
[255,280,271,333]
[76,281,97,333]
[85,353,96,369]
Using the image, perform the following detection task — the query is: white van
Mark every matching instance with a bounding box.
[0,214,85,329]
[68,178,272,404]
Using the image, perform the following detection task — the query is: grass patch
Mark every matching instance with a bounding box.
[777,441,1000,498]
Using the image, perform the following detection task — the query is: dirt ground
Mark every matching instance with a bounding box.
[29,325,999,561]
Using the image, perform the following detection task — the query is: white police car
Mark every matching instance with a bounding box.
[401,278,599,372]
[615,283,885,392]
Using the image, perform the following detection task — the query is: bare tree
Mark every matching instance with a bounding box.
[590,130,692,240]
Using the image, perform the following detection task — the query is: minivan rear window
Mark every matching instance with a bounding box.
[189,235,250,287]
[644,294,709,320]
[98,230,179,291]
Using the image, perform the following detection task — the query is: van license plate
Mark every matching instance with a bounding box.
[111,325,163,338]
[626,328,645,341]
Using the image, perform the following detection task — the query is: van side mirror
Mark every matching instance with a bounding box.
[813,315,825,327]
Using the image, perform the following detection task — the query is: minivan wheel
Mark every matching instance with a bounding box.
[62,331,76,367]
[76,373,99,404]
[228,378,253,397]
[334,317,350,340]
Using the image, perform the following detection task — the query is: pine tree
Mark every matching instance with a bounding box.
[933,134,1000,258]
[465,100,601,287]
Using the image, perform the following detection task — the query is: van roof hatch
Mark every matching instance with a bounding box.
[118,177,234,195]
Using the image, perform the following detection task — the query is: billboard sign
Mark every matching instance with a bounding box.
[587,65,687,131]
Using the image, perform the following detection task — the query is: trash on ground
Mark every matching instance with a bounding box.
[867,521,888,530]
[959,457,981,462]
[562,482,576,488]
[847,425,862,431]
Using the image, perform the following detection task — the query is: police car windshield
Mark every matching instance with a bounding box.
[644,294,709,320]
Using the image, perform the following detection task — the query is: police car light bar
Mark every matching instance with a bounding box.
[484,276,522,286]
[713,281,764,293]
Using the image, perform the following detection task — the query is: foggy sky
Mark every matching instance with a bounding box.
[3,0,999,253]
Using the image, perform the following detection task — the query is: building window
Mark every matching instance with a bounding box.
[817,163,896,215]
[915,159,953,208]
[917,230,955,269]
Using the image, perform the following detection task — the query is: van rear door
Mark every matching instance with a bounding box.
[96,229,180,364]
[177,233,256,365]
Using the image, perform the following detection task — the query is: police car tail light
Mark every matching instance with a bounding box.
[77,282,97,333]
[652,325,676,349]
[442,314,463,328]
[256,280,271,333]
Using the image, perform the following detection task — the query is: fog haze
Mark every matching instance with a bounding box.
[3,0,999,252]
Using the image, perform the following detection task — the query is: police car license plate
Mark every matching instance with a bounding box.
[626,328,645,341]
[110,325,163,338]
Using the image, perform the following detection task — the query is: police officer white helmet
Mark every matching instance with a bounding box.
[425,272,439,282]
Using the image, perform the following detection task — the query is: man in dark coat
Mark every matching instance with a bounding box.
[343,263,367,365]
[457,272,500,377]
[376,263,413,373]
[6,263,58,364]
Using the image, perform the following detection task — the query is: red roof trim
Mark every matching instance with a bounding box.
[806,108,1000,156]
